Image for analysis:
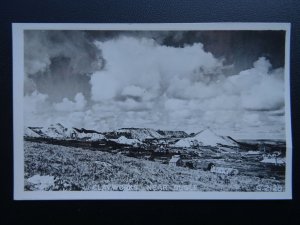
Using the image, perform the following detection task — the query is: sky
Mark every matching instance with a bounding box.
[23,30,287,140]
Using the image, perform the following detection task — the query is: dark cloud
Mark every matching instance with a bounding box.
[159,30,285,74]
[24,30,104,101]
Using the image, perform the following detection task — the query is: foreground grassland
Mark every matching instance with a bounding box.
[24,141,284,192]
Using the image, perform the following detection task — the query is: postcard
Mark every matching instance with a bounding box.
[13,23,292,199]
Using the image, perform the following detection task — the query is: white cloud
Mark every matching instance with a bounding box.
[90,36,222,102]
[24,91,49,114]
[53,93,87,112]
[24,91,52,127]
[24,35,286,139]
[90,71,119,101]
[227,57,284,111]
[88,37,286,138]
[122,85,145,97]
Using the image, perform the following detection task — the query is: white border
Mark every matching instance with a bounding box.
[13,23,292,200]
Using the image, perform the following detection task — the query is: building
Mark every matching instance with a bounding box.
[169,155,182,166]
[208,163,239,175]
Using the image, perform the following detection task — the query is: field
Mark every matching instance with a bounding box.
[24,140,285,192]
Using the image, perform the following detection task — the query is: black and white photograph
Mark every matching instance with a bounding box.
[13,23,292,199]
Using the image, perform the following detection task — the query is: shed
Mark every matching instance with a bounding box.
[169,155,182,166]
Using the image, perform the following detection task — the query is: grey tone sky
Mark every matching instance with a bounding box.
[24,30,286,139]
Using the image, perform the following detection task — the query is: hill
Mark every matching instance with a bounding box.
[26,123,105,141]
[175,129,238,147]
[156,130,189,138]
[104,128,163,140]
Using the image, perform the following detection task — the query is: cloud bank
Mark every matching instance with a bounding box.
[24,34,286,139]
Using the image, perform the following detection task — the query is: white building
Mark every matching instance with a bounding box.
[169,155,182,166]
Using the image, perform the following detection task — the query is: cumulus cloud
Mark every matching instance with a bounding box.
[87,36,285,138]
[24,31,103,101]
[227,57,284,111]
[24,31,103,77]
[24,91,52,127]
[53,93,87,112]
[90,36,223,102]
[121,85,145,98]
[24,91,88,128]
[24,91,49,114]
[24,34,286,139]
